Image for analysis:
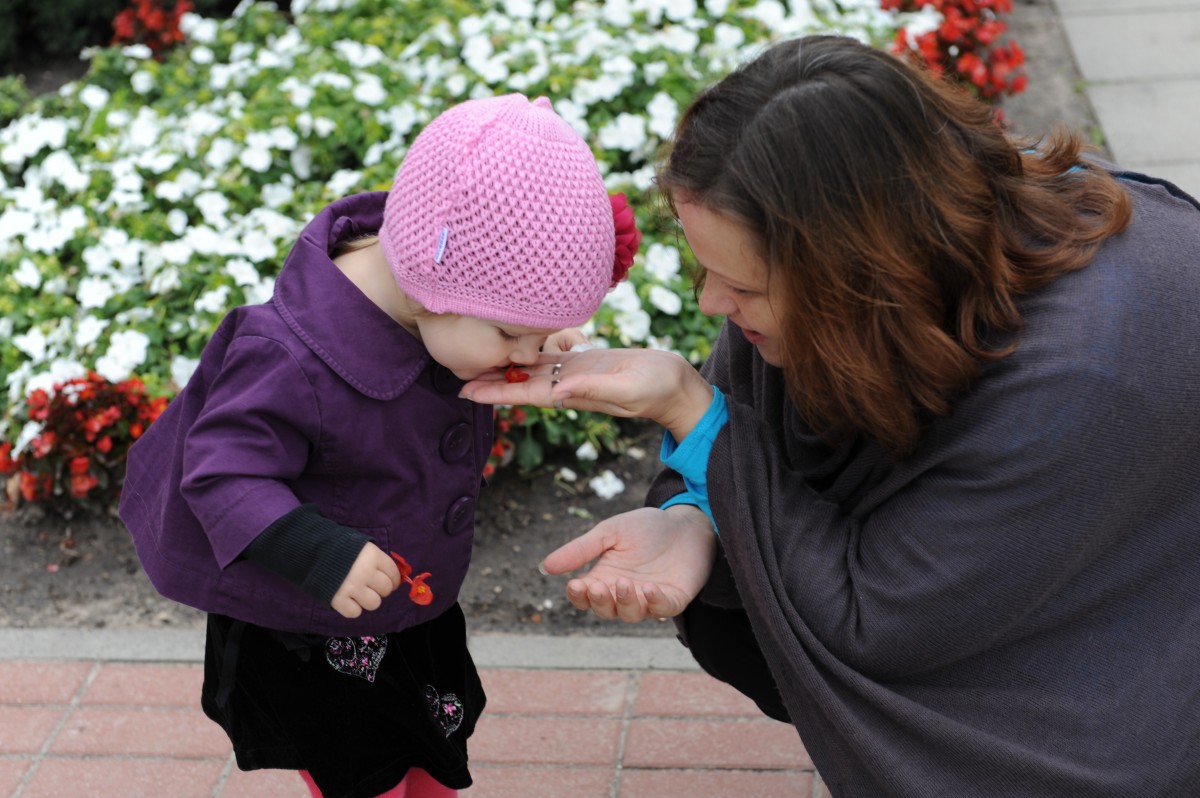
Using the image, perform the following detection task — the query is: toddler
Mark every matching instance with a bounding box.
[119,93,636,798]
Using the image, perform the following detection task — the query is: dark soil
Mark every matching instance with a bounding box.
[0,420,676,637]
[0,0,1097,637]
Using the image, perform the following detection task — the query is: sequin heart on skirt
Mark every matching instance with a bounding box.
[325,635,388,682]
[425,685,464,736]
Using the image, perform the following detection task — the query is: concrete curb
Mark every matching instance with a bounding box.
[0,628,700,671]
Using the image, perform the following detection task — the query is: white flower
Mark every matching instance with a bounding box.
[616,309,652,343]
[262,178,296,208]
[75,316,108,348]
[334,40,385,68]
[94,330,150,383]
[601,0,632,25]
[13,327,47,360]
[281,77,315,108]
[643,243,681,282]
[557,467,578,482]
[194,285,232,315]
[170,355,200,389]
[78,277,116,310]
[191,46,215,65]
[206,138,237,170]
[643,60,669,84]
[597,113,647,152]
[503,0,536,17]
[122,44,153,60]
[240,142,273,173]
[224,258,261,286]
[166,209,189,236]
[243,275,276,305]
[14,420,43,457]
[194,191,231,226]
[646,92,678,139]
[353,73,387,106]
[0,207,35,243]
[270,126,299,150]
[78,84,110,111]
[713,22,745,50]
[603,280,642,313]
[575,441,599,461]
[149,265,182,295]
[649,285,683,315]
[325,169,362,197]
[180,13,219,43]
[129,71,154,96]
[589,469,626,499]
[13,259,41,289]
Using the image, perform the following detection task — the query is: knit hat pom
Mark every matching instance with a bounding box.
[381,93,620,329]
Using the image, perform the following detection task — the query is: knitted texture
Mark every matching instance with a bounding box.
[380,94,616,329]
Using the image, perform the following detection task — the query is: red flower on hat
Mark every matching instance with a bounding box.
[610,193,641,286]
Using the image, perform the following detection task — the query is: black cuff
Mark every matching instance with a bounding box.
[242,504,371,605]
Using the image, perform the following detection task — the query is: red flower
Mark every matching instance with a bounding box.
[69,456,91,476]
[505,363,530,383]
[0,442,15,475]
[610,193,641,286]
[389,551,436,606]
[70,473,100,498]
[408,573,434,605]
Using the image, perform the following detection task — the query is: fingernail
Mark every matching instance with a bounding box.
[537,561,549,576]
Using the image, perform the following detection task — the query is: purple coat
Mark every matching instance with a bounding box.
[119,192,494,636]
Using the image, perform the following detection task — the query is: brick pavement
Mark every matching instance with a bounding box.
[0,658,825,798]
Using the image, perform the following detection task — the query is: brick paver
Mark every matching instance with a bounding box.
[0,661,815,797]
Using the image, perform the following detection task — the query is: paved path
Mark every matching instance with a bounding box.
[1057,0,1200,195]
[2,3,1195,797]
[0,631,821,798]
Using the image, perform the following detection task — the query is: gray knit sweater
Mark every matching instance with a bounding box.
[649,172,1200,796]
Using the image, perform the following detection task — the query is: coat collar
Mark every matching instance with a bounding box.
[273,192,431,400]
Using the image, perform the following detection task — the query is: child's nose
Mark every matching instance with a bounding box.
[510,339,541,364]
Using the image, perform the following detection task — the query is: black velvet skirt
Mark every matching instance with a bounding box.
[201,604,485,798]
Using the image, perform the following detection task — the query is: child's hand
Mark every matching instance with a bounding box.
[543,328,590,353]
[330,543,402,619]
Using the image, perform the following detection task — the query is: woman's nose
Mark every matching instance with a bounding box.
[698,281,734,317]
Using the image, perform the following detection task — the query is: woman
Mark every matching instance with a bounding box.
[462,35,1200,796]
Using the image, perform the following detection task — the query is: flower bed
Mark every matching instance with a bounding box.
[0,0,1023,513]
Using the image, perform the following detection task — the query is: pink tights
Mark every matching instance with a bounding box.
[299,768,456,798]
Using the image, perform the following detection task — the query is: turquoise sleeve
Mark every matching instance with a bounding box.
[658,386,729,534]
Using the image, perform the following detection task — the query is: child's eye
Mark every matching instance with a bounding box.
[497,328,518,341]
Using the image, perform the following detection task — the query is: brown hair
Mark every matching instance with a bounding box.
[658,35,1131,457]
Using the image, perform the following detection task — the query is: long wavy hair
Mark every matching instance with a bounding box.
[657,35,1132,457]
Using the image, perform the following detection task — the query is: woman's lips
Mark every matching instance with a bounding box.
[740,326,766,345]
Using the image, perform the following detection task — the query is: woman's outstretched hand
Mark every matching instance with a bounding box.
[460,347,714,443]
[540,505,717,623]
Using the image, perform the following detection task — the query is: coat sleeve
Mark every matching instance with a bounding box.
[180,334,321,568]
[702,322,1166,679]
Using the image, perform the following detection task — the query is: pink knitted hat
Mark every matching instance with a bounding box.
[380,93,616,329]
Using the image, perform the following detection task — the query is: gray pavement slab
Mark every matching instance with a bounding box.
[0,627,700,670]
[1062,9,1200,81]
[1056,0,1200,14]
[1085,77,1200,168]
[1056,0,1200,196]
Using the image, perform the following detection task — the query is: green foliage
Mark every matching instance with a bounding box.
[0,0,932,506]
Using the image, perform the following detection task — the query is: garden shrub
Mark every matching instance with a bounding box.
[0,0,1024,514]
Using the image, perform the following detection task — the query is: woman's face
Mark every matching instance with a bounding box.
[677,201,784,366]
[415,314,555,381]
